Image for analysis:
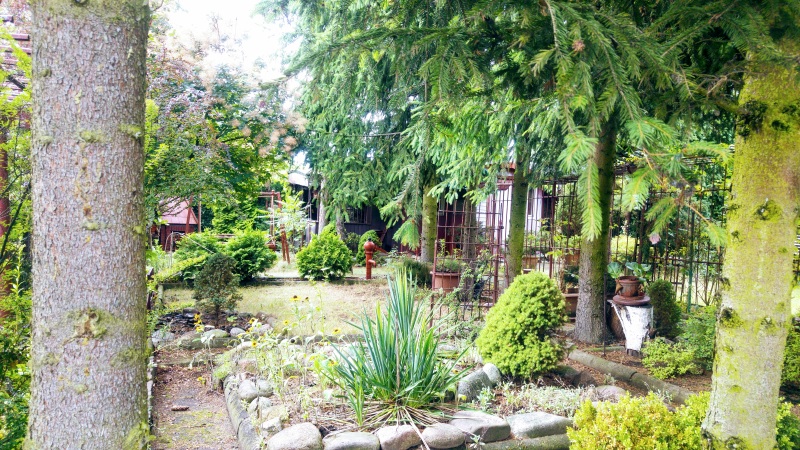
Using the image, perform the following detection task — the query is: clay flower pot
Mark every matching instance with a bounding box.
[617,275,642,298]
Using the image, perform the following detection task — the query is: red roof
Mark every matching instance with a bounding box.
[160,199,198,225]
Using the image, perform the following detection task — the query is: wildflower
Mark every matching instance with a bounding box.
[291,295,299,302]
[251,340,257,347]
[283,320,290,325]
[332,328,341,335]
[304,296,309,302]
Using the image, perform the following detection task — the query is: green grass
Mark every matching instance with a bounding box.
[163,280,388,335]
[792,285,800,316]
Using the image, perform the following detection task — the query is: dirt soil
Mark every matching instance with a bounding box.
[151,351,238,450]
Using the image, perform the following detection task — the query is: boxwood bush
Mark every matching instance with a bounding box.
[570,392,800,450]
[356,230,381,265]
[648,279,682,339]
[475,271,565,378]
[296,227,353,280]
[225,230,277,281]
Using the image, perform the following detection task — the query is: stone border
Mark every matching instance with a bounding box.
[568,350,692,404]
[223,376,263,450]
[147,355,156,433]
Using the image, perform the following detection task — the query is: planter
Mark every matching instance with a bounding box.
[564,251,580,266]
[617,276,642,298]
[563,292,578,317]
[522,255,539,270]
[431,271,461,293]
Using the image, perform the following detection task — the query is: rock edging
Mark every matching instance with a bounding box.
[568,349,692,404]
[223,376,264,450]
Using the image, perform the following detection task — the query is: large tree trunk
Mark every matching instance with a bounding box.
[574,124,616,343]
[702,41,800,448]
[27,2,150,448]
[420,183,437,263]
[506,153,529,284]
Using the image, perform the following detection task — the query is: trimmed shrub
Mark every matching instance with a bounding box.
[649,280,682,339]
[296,229,353,280]
[681,306,717,371]
[782,318,800,388]
[356,230,381,265]
[569,393,704,449]
[343,231,361,257]
[571,392,799,450]
[225,230,277,281]
[393,256,432,287]
[642,338,703,379]
[173,232,222,281]
[475,271,565,378]
[193,253,242,326]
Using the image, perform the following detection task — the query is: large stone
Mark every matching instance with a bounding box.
[506,412,572,439]
[449,411,510,444]
[237,379,272,402]
[322,431,381,450]
[260,405,288,422]
[421,423,465,449]
[457,369,492,402]
[151,329,175,347]
[230,327,246,337]
[482,363,502,386]
[375,425,422,450]
[176,331,203,350]
[592,385,628,403]
[572,370,596,388]
[248,397,273,416]
[267,422,322,450]
[261,417,283,436]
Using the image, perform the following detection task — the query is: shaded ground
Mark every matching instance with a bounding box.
[151,353,238,450]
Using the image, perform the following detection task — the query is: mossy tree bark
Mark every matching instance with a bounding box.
[702,40,800,448]
[420,182,437,264]
[574,124,616,343]
[27,1,150,448]
[506,152,529,285]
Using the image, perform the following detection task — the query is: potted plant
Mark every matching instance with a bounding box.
[561,264,580,316]
[432,242,463,292]
[607,261,652,298]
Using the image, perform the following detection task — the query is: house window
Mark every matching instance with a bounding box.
[346,206,372,225]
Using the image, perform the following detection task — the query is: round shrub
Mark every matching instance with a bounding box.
[782,318,800,388]
[356,230,381,265]
[648,279,682,339]
[296,229,353,280]
[193,253,243,326]
[343,232,361,257]
[475,271,565,378]
[225,230,277,281]
[173,232,222,281]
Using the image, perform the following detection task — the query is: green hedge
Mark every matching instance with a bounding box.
[296,228,353,280]
[356,230,381,265]
[475,271,565,378]
[225,230,277,281]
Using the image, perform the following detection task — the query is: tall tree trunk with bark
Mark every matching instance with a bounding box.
[574,124,616,343]
[420,183,437,263]
[27,1,150,448]
[702,40,800,447]
[506,153,529,284]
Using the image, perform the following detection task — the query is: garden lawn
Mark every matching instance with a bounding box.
[265,258,393,279]
[792,285,800,316]
[163,280,388,335]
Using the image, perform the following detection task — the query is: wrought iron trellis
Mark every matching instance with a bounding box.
[435,159,735,321]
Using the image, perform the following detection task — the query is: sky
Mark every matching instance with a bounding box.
[164,0,296,82]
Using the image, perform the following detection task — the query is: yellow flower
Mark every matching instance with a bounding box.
[304,297,309,302]
[283,320,290,325]
[332,328,341,335]
[251,340,257,347]
[291,295,300,302]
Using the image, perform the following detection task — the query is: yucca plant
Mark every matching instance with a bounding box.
[322,268,466,427]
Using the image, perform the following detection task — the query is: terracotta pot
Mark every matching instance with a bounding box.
[617,276,642,298]
[431,271,461,293]
[267,242,278,251]
[522,255,539,270]
[564,251,581,266]
[563,292,578,316]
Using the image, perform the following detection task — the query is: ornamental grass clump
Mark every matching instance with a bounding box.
[475,271,566,378]
[321,268,466,427]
